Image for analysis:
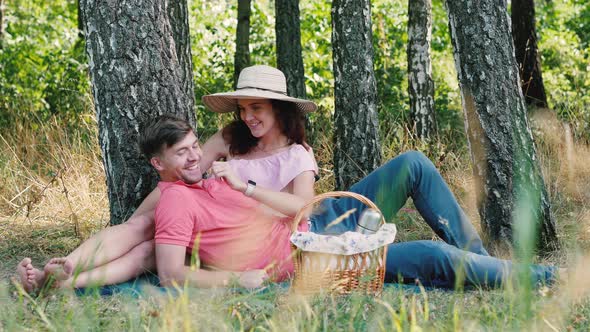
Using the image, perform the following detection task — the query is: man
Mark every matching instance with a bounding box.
[143,115,558,289]
[143,115,296,288]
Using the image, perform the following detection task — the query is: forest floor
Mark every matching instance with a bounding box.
[1,110,590,330]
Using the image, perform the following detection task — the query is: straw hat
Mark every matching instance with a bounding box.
[201,65,317,113]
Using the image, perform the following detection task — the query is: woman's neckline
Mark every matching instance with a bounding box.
[228,143,298,161]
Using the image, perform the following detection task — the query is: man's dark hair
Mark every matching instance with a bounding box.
[139,115,195,159]
[221,100,306,156]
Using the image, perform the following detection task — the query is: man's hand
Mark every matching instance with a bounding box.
[211,161,247,193]
[237,269,268,288]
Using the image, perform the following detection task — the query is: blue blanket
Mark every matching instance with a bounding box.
[75,274,437,298]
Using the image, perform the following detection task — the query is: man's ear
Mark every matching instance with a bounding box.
[150,156,165,172]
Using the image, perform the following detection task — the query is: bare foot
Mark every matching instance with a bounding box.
[43,257,74,284]
[16,258,45,293]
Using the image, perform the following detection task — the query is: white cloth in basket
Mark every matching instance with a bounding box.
[290,224,397,255]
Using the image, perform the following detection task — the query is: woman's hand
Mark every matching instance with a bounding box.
[211,161,247,193]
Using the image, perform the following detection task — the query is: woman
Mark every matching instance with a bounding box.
[17,65,319,291]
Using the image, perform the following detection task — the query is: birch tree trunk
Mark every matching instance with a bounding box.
[445,0,558,251]
[408,0,436,140]
[81,0,196,225]
[512,0,548,108]
[234,0,251,88]
[276,0,306,99]
[332,0,381,190]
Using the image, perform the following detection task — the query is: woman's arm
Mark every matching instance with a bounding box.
[211,161,315,217]
[245,171,315,217]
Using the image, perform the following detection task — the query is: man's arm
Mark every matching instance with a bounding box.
[155,243,267,288]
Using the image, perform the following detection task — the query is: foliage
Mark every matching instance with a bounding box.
[564,0,590,49]
[0,0,91,137]
[537,0,590,142]
[299,0,335,144]
[190,0,238,139]
[372,0,411,138]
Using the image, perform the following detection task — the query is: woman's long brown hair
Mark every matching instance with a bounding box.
[222,99,306,156]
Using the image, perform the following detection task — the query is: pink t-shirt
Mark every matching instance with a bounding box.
[154,178,308,281]
[227,144,317,191]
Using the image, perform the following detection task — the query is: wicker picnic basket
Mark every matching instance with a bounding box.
[290,191,387,296]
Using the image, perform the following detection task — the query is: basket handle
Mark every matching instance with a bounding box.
[291,191,385,232]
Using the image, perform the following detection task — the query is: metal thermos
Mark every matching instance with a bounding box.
[356,208,382,235]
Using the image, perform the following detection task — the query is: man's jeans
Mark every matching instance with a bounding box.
[309,151,557,289]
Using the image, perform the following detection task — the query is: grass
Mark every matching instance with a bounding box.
[1,111,590,330]
[1,279,589,330]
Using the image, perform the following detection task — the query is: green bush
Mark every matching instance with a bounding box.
[0,0,90,134]
[538,0,590,141]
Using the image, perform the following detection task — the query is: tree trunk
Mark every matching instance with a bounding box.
[80,0,196,225]
[234,0,251,88]
[168,0,195,107]
[408,0,436,140]
[275,0,306,99]
[77,0,84,38]
[275,0,313,138]
[512,0,548,108]
[445,0,558,251]
[332,0,381,190]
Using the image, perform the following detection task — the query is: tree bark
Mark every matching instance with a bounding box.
[276,0,313,137]
[80,0,196,225]
[234,0,251,88]
[408,0,436,140]
[168,0,195,107]
[332,0,381,190]
[445,0,558,251]
[512,0,548,108]
[77,0,84,38]
[275,0,306,99]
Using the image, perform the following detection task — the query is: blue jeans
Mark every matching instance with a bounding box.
[309,151,557,289]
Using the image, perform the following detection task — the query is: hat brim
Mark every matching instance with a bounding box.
[202,88,317,113]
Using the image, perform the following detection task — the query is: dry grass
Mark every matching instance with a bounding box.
[0,117,108,277]
[0,118,107,224]
[530,109,590,261]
